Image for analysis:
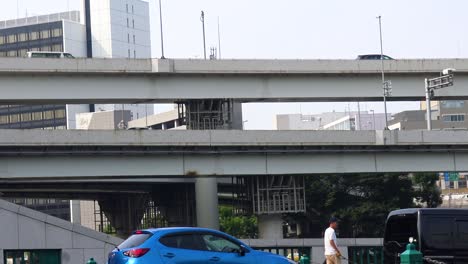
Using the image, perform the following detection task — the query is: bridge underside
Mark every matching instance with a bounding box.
[1,72,468,104]
[0,149,465,181]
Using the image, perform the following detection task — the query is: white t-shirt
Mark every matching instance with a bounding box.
[324,227,338,255]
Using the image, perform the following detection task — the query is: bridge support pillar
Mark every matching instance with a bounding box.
[98,195,149,238]
[195,177,220,229]
[258,214,284,239]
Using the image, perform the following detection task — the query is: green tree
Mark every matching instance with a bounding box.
[300,173,416,238]
[219,206,258,238]
[412,172,442,208]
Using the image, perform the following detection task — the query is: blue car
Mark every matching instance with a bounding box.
[108,227,295,264]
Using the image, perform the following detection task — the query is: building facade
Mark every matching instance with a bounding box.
[0,12,86,130]
[0,1,152,222]
[88,0,151,59]
[276,111,390,131]
[390,100,468,130]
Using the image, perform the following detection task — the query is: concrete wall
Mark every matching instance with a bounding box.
[63,20,87,58]
[0,199,122,264]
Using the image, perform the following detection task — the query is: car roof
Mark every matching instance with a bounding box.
[388,208,468,219]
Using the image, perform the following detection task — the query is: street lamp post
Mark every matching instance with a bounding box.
[158,0,165,59]
[200,11,207,60]
[377,16,392,129]
[425,70,455,130]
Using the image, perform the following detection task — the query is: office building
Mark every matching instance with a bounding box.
[389,100,468,130]
[0,0,152,130]
[0,0,152,221]
[276,111,390,131]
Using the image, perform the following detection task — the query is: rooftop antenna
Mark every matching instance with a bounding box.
[200,11,207,59]
[217,16,222,59]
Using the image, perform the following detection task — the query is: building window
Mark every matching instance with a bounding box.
[133,34,135,44]
[30,31,39,40]
[132,5,134,13]
[55,109,66,119]
[43,110,55,120]
[442,114,465,122]
[33,111,43,120]
[126,3,129,12]
[7,34,16,43]
[127,18,129,27]
[127,33,130,43]
[0,115,9,124]
[441,100,464,109]
[134,50,136,58]
[41,30,50,39]
[18,49,28,57]
[7,50,17,57]
[0,35,4,44]
[51,28,62,38]
[18,32,28,42]
[132,19,135,28]
[128,49,131,58]
[52,44,63,52]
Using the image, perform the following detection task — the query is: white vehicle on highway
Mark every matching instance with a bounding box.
[25,51,74,58]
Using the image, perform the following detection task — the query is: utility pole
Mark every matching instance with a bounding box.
[201,11,207,59]
[217,16,222,59]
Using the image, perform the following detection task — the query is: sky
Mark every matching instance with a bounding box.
[2,0,467,129]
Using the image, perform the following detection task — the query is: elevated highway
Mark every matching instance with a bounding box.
[1,58,468,103]
[0,129,466,183]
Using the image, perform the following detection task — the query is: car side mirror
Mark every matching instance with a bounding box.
[239,246,247,257]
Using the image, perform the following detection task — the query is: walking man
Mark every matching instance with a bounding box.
[324,217,342,264]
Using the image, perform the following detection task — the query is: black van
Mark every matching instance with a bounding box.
[383,208,468,264]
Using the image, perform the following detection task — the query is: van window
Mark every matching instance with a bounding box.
[384,214,418,244]
[31,53,47,58]
[455,220,468,248]
[421,217,453,250]
[45,53,61,58]
[63,53,74,58]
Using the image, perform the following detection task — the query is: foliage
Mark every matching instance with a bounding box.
[412,172,442,208]
[219,206,258,239]
[299,173,434,238]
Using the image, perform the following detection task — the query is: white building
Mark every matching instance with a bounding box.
[276,111,390,131]
[88,0,151,59]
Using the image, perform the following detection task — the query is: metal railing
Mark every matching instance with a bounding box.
[348,246,384,264]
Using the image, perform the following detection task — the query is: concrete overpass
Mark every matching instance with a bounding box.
[0,129,467,181]
[1,58,468,103]
[1,128,466,236]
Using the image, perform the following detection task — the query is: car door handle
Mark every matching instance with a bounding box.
[163,253,175,258]
[209,256,221,262]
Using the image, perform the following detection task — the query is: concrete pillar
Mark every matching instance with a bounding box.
[195,177,219,229]
[258,214,284,239]
[99,195,148,238]
[230,101,243,130]
[70,200,81,224]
